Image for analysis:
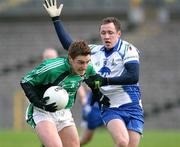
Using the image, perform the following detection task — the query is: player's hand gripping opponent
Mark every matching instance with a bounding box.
[43,0,63,17]
[84,74,108,90]
[90,89,110,107]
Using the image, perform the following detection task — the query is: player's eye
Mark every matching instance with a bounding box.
[77,60,90,65]
[108,31,114,35]
[100,31,106,35]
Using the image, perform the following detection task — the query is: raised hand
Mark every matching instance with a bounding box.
[43,0,63,17]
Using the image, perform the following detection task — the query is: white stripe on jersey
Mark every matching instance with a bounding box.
[36,60,64,75]
[22,60,65,83]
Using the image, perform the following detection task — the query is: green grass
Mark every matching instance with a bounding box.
[80,128,113,147]
[0,129,180,147]
[140,130,180,147]
[0,129,41,147]
[81,129,180,147]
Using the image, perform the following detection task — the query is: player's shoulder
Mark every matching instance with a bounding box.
[121,40,139,52]
[85,62,96,77]
[86,62,94,71]
[89,44,103,54]
[40,57,67,71]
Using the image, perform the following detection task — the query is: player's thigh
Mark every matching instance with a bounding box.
[107,119,129,144]
[35,120,63,147]
[59,125,80,147]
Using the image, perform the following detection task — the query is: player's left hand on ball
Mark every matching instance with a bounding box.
[44,96,58,112]
[43,0,63,17]
[84,74,108,90]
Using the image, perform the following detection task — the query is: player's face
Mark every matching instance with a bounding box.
[69,55,91,76]
[100,22,121,49]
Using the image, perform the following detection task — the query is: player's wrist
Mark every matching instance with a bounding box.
[30,97,45,109]
[105,78,109,85]
[29,96,38,104]
[52,16,59,21]
[100,77,108,86]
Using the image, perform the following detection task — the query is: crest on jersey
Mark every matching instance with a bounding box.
[99,66,111,77]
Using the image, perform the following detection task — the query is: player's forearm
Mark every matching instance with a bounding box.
[52,17,73,50]
[20,82,39,102]
[108,63,139,85]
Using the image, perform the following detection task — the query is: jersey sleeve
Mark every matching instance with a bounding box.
[123,44,140,64]
[89,44,97,50]
[21,61,52,86]
[52,17,73,50]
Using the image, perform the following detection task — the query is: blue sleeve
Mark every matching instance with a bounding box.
[108,62,139,85]
[52,17,73,50]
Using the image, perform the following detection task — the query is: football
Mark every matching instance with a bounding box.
[43,86,69,110]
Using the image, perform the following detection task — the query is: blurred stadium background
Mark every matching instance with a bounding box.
[0,0,180,133]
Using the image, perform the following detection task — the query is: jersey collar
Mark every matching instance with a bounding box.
[100,38,122,57]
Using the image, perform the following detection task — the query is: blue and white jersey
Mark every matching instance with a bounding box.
[89,38,141,108]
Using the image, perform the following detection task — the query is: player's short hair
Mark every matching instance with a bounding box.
[68,40,91,59]
[100,17,121,32]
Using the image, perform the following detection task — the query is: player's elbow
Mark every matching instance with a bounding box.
[130,73,139,84]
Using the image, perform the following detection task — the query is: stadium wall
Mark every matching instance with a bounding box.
[0,0,180,130]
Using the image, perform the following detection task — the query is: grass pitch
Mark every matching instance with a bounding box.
[0,128,180,147]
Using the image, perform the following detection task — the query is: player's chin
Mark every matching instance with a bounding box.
[104,43,112,49]
[77,70,86,76]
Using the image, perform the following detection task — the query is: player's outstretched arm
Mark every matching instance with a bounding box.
[43,0,73,50]
[84,63,139,89]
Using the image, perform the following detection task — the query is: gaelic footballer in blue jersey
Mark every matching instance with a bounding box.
[43,0,144,147]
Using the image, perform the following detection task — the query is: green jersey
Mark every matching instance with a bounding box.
[21,57,96,108]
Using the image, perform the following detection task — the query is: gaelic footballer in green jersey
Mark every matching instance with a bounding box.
[20,40,96,112]
[20,40,96,147]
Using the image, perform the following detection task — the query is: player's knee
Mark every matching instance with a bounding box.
[46,142,62,147]
[80,135,92,145]
[116,137,129,147]
[71,138,80,147]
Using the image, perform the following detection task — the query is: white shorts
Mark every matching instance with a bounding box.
[25,104,75,132]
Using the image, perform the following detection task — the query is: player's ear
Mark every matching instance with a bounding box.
[68,55,73,64]
[118,31,121,36]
